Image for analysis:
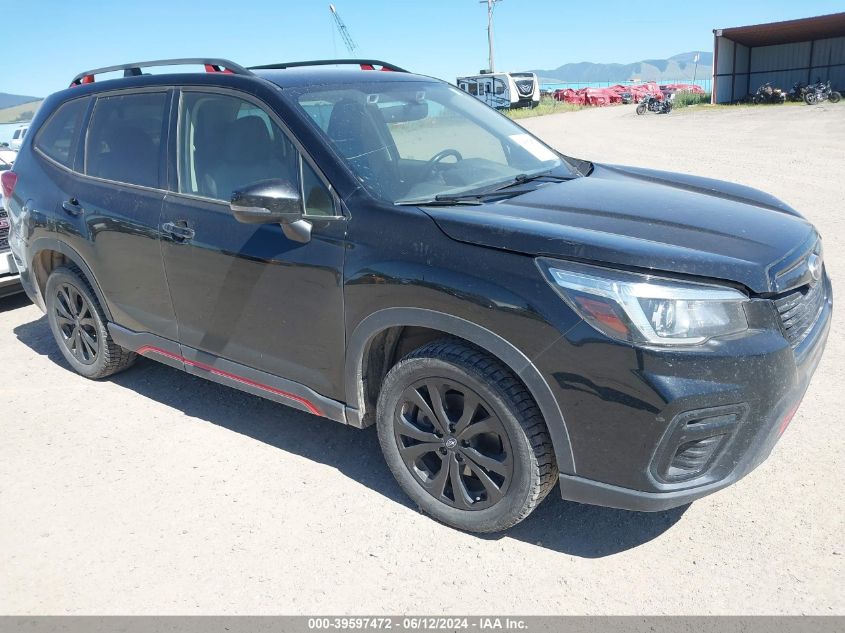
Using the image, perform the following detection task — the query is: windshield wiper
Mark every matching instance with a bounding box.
[396,171,576,207]
[496,170,576,189]
[397,188,535,206]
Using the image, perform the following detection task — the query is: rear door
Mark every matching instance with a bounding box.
[159,89,347,400]
[75,89,177,340]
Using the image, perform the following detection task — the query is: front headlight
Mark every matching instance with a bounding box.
[538,259,749,346]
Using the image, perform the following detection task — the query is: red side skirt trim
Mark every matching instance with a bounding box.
[136,345,323,416]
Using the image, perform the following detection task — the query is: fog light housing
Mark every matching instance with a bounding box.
[652,405,746,483]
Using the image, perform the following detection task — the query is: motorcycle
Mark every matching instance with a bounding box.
[804,80,841,105]
[636,94,671,115]
[752,82,786,104]
[787,81,809,102]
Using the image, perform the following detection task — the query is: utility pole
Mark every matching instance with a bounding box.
[479,0,502,73]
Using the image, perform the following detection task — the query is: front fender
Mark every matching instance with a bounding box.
[344,307,576,474]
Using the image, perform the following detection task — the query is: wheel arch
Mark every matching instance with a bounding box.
[29,238,113,321]
[345,307,575,474]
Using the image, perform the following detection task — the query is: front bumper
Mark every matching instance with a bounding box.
[533,275,832,511]
[0,251,22,298]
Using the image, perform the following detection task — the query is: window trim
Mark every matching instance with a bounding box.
[32,96,90,170]
[174,86,345,220]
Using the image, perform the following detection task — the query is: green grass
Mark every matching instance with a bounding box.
[671,92,711,108]
[505,98,583,120]
[675,99,844,113]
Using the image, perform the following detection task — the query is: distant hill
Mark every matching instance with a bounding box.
[534,52,713,84]
[0,100,43,124]
[0,92,41,110]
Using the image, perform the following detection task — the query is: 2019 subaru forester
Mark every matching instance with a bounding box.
[2,58,831,532]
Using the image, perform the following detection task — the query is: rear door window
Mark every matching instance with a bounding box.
[85,92,168,188]
[34,99,88,167]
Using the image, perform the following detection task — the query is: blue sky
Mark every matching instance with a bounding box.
[1,0,843,97]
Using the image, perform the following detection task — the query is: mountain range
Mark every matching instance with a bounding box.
[0,92,41,110]
[534,51,713,83]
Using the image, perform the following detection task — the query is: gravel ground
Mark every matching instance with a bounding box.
[1,103,843,615]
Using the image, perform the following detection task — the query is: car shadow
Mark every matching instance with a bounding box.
[0,292,31,313]
[12,314,687,557]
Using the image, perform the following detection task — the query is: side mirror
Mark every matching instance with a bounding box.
[230,179,302,224]
[230,179,312,243]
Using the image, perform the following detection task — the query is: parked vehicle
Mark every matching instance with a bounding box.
[636,94,671,114]
[804,80,841,105]
[787,81,810,102]
[752,82,786,104]
[457,71,540,109]
[0,152,21,297]
[10,124,28,151]
[4,57,831,532]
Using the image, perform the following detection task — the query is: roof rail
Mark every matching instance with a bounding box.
[248,59,409,73]
[69,58,253,87]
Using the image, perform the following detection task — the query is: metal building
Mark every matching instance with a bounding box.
[712,12,845,103]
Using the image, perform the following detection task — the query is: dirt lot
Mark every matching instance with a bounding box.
[1,103,843,615]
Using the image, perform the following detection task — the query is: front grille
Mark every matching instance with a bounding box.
[773,279,826,347]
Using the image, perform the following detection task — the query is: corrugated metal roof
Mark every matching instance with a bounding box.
[715,12,845,47]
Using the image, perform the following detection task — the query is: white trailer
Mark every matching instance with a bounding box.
[456,72,540,109]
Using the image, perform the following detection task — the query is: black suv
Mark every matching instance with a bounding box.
[4,58,831,532]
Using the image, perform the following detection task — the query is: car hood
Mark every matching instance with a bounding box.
[422,163,816,293]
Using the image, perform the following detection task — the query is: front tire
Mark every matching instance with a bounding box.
[805,92,817,105]
[45,266,137,379]
[830,91,841,103]
[376,340,558,532]
[636,103,646,115]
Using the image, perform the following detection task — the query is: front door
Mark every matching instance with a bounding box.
[160,90,347,401]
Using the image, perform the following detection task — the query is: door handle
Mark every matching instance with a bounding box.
[162,221,195,241]
[61,198,83,217]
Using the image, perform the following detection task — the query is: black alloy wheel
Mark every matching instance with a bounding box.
[394,378,513,511]
[376,339,558,532]
[53,282,100,365]
[45,266,137,379]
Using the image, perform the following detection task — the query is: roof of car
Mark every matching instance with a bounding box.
[253,67,439,88]
[50,60,442,107]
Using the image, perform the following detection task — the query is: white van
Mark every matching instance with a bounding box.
[10,124,28,151]
[456,72,540,109]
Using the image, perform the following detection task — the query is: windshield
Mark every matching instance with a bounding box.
[290,81,577,204]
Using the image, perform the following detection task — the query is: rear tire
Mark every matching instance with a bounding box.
[805,92,817,105]
[376,339,558,533]
[45,266,137,379]
[830,91,841,104]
